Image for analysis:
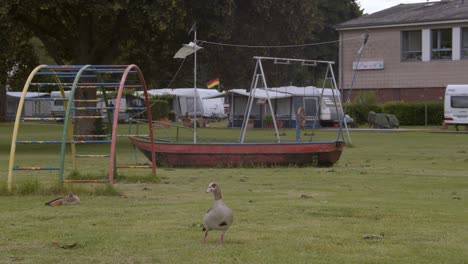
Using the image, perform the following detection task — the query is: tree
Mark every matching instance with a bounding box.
[1,0,362,126]
[3,0,189,133]
[0,5,39,121]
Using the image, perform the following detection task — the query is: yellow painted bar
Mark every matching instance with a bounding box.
[7,65,47,191]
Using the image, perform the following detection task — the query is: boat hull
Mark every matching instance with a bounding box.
[129,137,344,167]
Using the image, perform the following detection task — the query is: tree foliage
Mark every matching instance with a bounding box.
[0,4,39,121]
[0,0,362,123]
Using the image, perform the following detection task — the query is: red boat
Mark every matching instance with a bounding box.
[129,136,344,167]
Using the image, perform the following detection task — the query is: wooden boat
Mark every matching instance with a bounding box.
[129,136,344,167]
[128,55,352,169]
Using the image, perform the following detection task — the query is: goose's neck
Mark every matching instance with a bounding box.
[213,189,222,200]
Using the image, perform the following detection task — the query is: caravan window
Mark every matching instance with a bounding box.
[451,96,468,108]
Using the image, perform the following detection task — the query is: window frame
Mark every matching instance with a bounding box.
[461,27,468,59]
[431,28,452,60]
[401,30,422,62]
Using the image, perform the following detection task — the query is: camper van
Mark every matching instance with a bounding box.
[444,85,468,130]
[50,91,71,117]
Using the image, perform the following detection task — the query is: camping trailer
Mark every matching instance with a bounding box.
[146,88,226,120]
[444,85,468,129]
[50,91,71,117]
[7,92,52,120]
[208,86,343,128]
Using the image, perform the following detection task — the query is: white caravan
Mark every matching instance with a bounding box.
[444,85,468,129]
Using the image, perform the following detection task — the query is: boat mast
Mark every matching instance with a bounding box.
[192,24,198,143]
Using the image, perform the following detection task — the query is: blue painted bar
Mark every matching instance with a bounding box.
[71,107,105,110]
[13,166,60,170]
[74,134,109,138]
[73,140,112,144]
[72,116,105,119]
[75,154,110,158]
[24,98,68,101]
[35,72,78,75]
[16,140,111,144]
[17,140,63,144]
[20,117,64,121]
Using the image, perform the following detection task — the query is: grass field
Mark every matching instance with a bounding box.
[0,122,468,263]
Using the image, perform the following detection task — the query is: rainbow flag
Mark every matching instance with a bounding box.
[207,78,220,89]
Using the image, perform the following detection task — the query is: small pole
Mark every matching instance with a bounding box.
[193,25,198,143]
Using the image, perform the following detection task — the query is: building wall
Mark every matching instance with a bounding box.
[339,23,468,102]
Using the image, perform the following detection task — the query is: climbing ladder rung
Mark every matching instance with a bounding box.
[72,116,105,119]
[21,117,64,121]
[16,140,112,144]
[75,134,110,138]
[24,98,68,101]
[75,154,110,158]
[74,99,101,103]
[17,140,62,144]
[72,140,112,144]
[116,134,150,137]
[120,107,147,110]
[71,107,105,110]
[117,165,153,169]
[64,179,108,183]
[13,166,60,170]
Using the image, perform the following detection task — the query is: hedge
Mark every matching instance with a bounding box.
[343,103,382,124]
[344,101,443,126]
[382,101,443,126]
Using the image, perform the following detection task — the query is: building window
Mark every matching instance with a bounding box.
[431,28,452,60]
[462,28,468,59]
[401,30,422,61]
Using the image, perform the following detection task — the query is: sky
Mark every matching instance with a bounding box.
[358,0,441,14]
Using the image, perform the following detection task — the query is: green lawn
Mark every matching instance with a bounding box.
[0,122,468,263]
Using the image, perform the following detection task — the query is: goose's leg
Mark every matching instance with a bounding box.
[220,231,225,243]
[204,230,209,242]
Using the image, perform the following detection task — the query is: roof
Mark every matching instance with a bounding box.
[337,0,468,30]
[146,88,222,98]
[204,87,340,99]
[204,89,292,100]
[7,92,49,98]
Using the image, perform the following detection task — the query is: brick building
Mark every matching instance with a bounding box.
[336,0,468,102]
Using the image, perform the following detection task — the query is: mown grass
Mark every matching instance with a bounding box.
[0,122,468,263]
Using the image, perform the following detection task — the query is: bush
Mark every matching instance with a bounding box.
[383,101,443,125]
[344,103,382,124]
[150,99,170,120]
[344,101,443,126]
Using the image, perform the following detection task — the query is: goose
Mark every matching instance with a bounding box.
[203,182,233,242]
[45,192,80,206]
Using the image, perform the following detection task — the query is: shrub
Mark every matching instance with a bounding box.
[383,101,443,125]
[344,103,382,124]
[150,99,170,120]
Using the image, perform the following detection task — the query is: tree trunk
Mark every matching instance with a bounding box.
[0,81,6,122]
[73,14,98,138]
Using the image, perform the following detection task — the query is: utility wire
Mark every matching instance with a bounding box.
[166,57,186,89]
[198,35,364,49]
